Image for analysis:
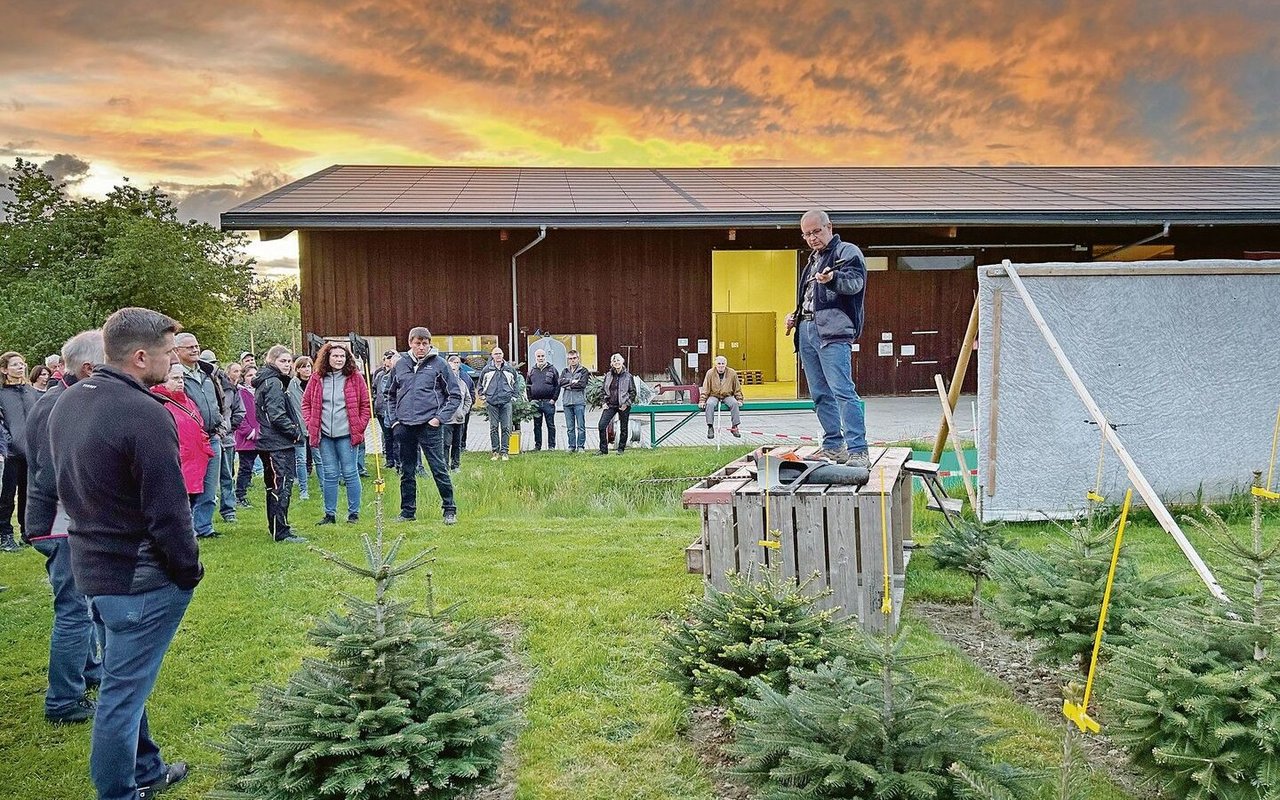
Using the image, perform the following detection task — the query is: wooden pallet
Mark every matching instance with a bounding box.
[739,370,765,385]
[683,445,912,632]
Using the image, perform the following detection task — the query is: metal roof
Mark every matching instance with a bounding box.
[221,165,1280,230]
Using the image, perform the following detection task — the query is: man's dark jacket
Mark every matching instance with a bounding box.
[23,375,73,543]
[388,348,462,426]
[252,363,303,451]
[526,363,561,402]
[792,233,868,350]
[49,365,203,595]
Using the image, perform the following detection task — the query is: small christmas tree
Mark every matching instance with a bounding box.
[662,570,850,707]
[928,519,1008,619]
[1104,479,1280,800]
[986,517,1179,670]
[210,486,516,800]
[732,626,1033,799]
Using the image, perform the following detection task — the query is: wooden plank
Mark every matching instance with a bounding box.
[685,537,706,575]
[935,373,978,511]
[857,491,890,632]
[826,493,861,623]
[1002,262,1228,602]
[793,485,828,596]
[682,478,751,506]
[932,296,980,463]
[793,445,818,459]
[987,288,1002,497]
[892,471,911,574]
[705,504,735,591]
[772,491,798,585]
[733,492,768,581]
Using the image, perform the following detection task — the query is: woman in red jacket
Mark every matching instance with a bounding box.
[301,341,372,525]
[153,364,216,501]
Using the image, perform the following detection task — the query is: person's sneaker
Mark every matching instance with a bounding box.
[196,530,222,539]
[277,534,308,544]
[707,425,714,439]
[46,698,96,724]
[394,514,415,523]
[844,450,871,469]
[221,512,237,523]
[730,426,741,438]
[316,514,336,526]
[443,511,458,526]
[137,761,188,800]
[358,469,369,477]
[501,454,509,461]
[812,447,848,463]
[236,499,252,509]
[346,513,359,524]
[490,453,499,461]
[0,535,20,553]
[300,492,311,501]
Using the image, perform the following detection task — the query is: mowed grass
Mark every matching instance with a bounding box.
[5,444,1259,799]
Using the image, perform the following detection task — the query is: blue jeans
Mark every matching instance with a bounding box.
[294,442,310,497]
[89,582,193,800]
[396,422,455,517]
[532,399,556,449]
[218,440,236,518]
[379,418,400,466]
[487,402,512,454]
[563,404,586,450]
[798,320,867,453]
[191,437,220,536]
[319,435,362,517]
[33,537,103,717]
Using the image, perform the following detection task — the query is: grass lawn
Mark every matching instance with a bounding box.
[1,445,1266,799]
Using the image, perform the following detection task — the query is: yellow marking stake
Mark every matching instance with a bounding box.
[1252,486,1280,501]
[758,539,781,549]
[1063,487,1133,734]
[1086,491,1106,504]
[880,466,892,615]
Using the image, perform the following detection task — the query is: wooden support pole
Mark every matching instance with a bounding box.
[932,296,979,463]
[1000,261,1228,602]
[935,373,978,511]
[986,290,1002,497]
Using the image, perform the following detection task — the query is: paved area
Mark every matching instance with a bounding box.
[453,394,979,452]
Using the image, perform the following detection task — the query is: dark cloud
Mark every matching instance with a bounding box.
[41,153,91,183]
[165,168,293,225]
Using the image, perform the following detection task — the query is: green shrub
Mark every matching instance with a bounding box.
[1104,504,1280,800]
[662,570,849,707]
[986,518,1179,670]
[210,527,516,800]
[928,520,1008,618]
[732,628,1033,799]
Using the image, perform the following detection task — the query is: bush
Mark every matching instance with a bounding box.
[986,518,1179,670]
[1104,504,1280,800]
[732,628,1033,799]
[662,570,850,707]
[928,520,1008,618]
[210,528,516,800]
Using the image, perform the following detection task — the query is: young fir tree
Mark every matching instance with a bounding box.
[928,519,1008,619]
[1104,485,1280,800]
[210,492,516,800]
[986,517,1179,670]
[731,626,1033,799]
[663,570,850,707]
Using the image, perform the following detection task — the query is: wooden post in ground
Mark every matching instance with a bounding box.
[931,296,979,463]
[935,374,978,511]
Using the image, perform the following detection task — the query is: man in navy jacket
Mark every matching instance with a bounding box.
[50,307,200,800]
[387,326,462,525]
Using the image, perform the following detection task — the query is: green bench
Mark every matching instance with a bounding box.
[631,400,816,447]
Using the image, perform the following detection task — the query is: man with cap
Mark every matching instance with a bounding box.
[199,351,243,524]
[371,349,400,470]
[175,334,227,537]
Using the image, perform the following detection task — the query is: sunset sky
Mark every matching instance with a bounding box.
[3,1,1278,272]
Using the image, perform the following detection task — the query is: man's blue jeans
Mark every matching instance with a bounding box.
[191,437,220,536]
[294,442,310,498]
[563,403,586,450]
[89,582,193,800]
[33,537,103,717]
[487,402,512,454]
[318,435,362,517]
[218,439,236,519]
[532,399,556,449]
[798,320,867,453]
[396,422,456,517]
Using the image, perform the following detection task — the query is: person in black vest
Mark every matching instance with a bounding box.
[50,307,201,800]
[526,348,560,451]
[387,326,462,525]
[25,329,107,723]
[597,353,637,455]
[253,345,307,543]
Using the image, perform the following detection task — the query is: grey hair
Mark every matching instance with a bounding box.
[61,329,105,373]
[174,331,198,346]
[265,344,292,363]
[44,354,63,368]
[408,326,431,341]
[800,208,831,226]
[103,308,181,365]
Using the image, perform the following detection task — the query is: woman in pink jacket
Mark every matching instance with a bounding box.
[233,365,261,506]
[301,342,372,525]
[152,364,216,500]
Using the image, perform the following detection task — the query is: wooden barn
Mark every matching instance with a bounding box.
[221,165,1280,396]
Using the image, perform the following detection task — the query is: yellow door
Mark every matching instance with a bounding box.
[715,312,775,380]
[714,313,745,371]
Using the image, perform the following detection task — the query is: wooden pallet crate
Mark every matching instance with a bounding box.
[683,445,912,632]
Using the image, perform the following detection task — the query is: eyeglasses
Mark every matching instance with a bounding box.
[801,226,827,239]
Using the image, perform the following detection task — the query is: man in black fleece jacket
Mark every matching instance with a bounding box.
[49,307,200,800]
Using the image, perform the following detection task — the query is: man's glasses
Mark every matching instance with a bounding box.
[801,227,827,239]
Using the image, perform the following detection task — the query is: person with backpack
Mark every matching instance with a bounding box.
[444,354,474,471]
[301,341,372,525]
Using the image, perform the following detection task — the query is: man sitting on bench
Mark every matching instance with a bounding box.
[701,356,744,438]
